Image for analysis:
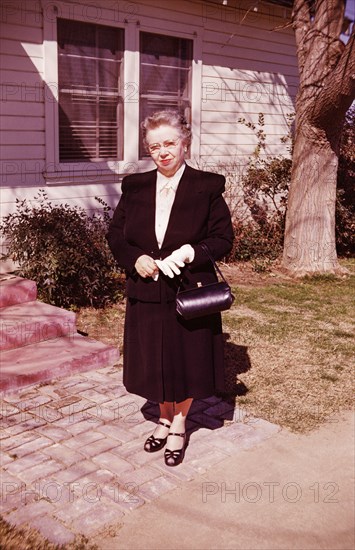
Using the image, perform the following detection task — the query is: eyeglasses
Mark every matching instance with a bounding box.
[147,138,181,155]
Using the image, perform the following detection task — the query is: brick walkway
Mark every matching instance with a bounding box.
[0,361,280,545]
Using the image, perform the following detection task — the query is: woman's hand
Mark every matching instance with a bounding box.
[155,245,195,278]
[135,255,159,278]
[170,244,195,264]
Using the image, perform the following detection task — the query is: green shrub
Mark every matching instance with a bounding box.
[1,191,124,308]
[225,114,291,264]
[336,105,355,256]
[336,191,355,256]
[228,215,285,262]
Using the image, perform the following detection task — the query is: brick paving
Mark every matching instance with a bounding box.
[0,361,280,545]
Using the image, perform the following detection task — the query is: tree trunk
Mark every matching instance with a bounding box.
[282,121,345,276]
[281,0,355,276]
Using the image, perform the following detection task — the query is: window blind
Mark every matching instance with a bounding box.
[139,32,192,157]
[58,19,124,162]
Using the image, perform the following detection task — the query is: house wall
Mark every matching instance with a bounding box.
[0,0,297,225]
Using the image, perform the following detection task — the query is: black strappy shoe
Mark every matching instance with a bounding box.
[144,420,171,453]
[164,432,186,467]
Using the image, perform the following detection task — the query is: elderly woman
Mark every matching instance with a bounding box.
[107,110,233,466]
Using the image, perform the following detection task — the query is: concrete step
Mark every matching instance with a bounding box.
[0,300,76,351]
[0,334,120,393]
[0,276,37,308]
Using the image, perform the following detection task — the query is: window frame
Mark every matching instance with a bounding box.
[42,1,201,185]
[57,18,124,163]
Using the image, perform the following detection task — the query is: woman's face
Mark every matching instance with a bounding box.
[145,124,186,177]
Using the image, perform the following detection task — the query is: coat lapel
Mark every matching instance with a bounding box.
[141,169,159,249]
[161,164,202,249]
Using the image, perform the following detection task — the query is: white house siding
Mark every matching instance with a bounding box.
[200,5,297,172]
[0,0,297,229]
[1,3,45,210]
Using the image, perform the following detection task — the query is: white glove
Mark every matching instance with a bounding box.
[155,257,184,278]
[155,245,195,279]
[170,244,195,264]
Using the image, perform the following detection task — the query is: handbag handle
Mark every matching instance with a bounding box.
[177,242,229,292]
[200,243,229,284]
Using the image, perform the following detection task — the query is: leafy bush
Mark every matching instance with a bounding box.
[229,216,285,262]
[336,105,355,256]
[336,191,355,257]
[225,114,292,264]
[1,191,124,308]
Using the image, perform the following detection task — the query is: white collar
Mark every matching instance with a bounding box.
[156,163,186,189]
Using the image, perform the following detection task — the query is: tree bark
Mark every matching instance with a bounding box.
[282,0,355,276]
[283,122,341,275]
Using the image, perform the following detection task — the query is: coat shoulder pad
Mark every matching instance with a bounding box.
[121,169,156,192]
[187,166,225,193]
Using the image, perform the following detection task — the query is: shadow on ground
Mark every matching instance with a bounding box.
[141,335,252,449]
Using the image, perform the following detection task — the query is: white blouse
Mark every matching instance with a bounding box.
[155,163,186,249]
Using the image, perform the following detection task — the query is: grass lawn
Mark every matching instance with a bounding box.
[222,262,354,432]
[76,258,354,434]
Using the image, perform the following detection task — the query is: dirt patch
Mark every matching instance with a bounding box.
[220,260,295,287]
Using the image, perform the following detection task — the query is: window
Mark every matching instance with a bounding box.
[139,32,193,157]
[57,19,124,162]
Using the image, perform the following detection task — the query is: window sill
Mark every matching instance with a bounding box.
[43,159,155,185]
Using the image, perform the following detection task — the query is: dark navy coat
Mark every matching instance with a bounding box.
[107,164,234,402]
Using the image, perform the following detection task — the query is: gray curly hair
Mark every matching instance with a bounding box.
[141,110,192,148]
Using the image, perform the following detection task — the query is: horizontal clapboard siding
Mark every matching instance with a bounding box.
[0,2,45,194]
[199,1,296,165]
[0,0,297,220]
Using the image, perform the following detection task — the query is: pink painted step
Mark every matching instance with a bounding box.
[0,300,76,351]
[0,276,37,308]
[0,333,120,393]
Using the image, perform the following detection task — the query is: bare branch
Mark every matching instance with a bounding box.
[240,1,261,25]
[270,21,293,33]
[221,1,261,49]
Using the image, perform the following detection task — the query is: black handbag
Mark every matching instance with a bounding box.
[176,244,234,320]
